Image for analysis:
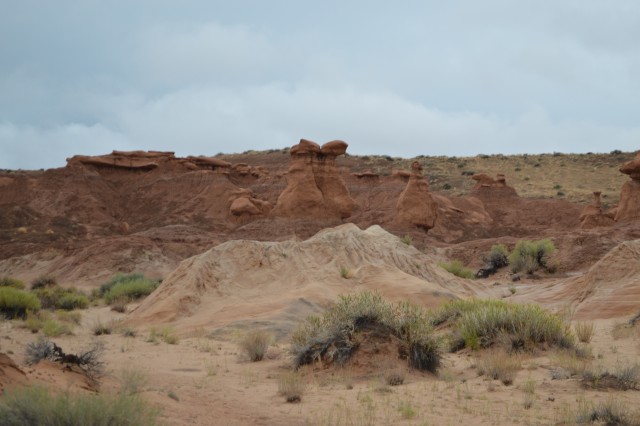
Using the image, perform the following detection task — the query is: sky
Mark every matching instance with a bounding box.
[1,1,639,169]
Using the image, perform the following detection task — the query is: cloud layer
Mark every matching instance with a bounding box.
[1,1,639,169]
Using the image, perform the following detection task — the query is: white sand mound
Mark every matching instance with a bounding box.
[128,224,482,336]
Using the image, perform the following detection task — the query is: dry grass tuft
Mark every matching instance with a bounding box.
[278,371,306,403]
[239,330,272,362]
[582,362,640,391]
[476,349,521,385]
[574,321,595,343]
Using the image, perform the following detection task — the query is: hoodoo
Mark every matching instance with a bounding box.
[273,139,355,219]
[395,161,438,230]
[615,151,640,222]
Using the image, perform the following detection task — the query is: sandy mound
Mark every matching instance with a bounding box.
[128,224,482,337]
[516,239,640,319]
[0,353,28,392]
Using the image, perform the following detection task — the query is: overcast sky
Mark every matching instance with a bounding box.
[1,1,639,169]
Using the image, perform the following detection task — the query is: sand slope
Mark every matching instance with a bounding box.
[515,239,640,319]
[128,224,482,336]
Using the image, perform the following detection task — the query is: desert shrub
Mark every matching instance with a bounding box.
[100,274,160,304]
[160,327,179,344]
[92,319,112,336]
[574,322,595,343]
[55,310,82,325]
[0,385,159,426]
[23,311,47,333]
[487,244,509,269]
[0,287,41,319]
[508,239,555,274]
[0,277,25,289]
[33,286,89,310]
[278,371,306,403]
[582,363,640,391]
[400,234,412,246]
[439,260,475,279]
[290,291,441,372]
[42,318,72,337]
[56,292,89,310]
[575,398,640,425]
[118,368,148,395]
[25,337,104,379]
[551,350,591,378]
[110,297,128,313]
[30,275,57,290]
[384,368,406,386]
[476,349,521,385]
[148,327,178,344]
[477,244,510,278]
[434,299,573,352]
[339,267,352,279]
[239,330,272,362]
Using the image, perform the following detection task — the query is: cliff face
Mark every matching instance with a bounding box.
[2,147,631,287]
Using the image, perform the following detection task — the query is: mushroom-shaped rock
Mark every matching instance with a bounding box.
[615,152,640,222]
[470,173,517,197]
[580,191,614,229]
[274,138,355,219]
[320,140,348,156]
[290,139,321,156]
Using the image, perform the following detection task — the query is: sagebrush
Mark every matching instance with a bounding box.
[290,291,441,372]
[0,385,158,426]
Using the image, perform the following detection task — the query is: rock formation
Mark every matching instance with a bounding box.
[579,191,615,229]
[228,189,272,217]
[615,152,640,222]
[67,151,176,170]
[273,139,355,219]
[395,161,438,230]
[470,173,518,197]
[352,170,379,181]
[185,156,231,171]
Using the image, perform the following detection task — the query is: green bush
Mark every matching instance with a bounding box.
[439,260,475,279]
[0,287,41,319]
[0,277,25,289]
[508,239,555,274]
[99,274,160,304]
[33,286,89,310]
[434,299,574,352]
[487,244,509,270]
[0,385,159,426]
[42,318,72,337]
[290,291,441,372]
[477,244,511,278]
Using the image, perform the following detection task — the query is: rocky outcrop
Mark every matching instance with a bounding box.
[273,139,355,219]
[67,151,176,170]
[228,189,272,217]
[352,170,379,181]
[470,173,518,197]
[392,169,411,181]
[615,152,640,222]
[185,156,231,170]
[395,162,438,230]
[580,192,615,229]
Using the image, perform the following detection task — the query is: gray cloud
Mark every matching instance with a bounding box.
[1,1,639,169]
